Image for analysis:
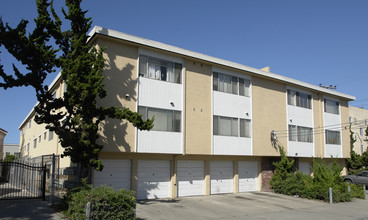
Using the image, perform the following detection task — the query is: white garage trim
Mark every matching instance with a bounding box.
[177,160,204,197]
[210,161,234,194]
[238,161,258,192]
[137,160,171,200]
[93,159,131,190]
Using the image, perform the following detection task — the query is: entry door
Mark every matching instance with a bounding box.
[93,159,131,190]
[210,161,233,194]
[238,161,258,192]
[177,160,204,197]
[137,160,171,200]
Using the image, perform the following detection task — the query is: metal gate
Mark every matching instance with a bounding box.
[0,162,46,200]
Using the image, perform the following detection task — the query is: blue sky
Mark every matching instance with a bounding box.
[1,0,368,144]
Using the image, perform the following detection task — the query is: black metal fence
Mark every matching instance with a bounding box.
[0,161,46,200]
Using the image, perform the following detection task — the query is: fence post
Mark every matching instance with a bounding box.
[50,154,55,205]
[348,185,350,193]
[42,164,46,201]
[329,187,333,204]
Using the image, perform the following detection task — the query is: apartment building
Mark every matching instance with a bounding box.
[349,106,368,154]
[19,26,355,199]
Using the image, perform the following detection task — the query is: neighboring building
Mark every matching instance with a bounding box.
[349,106,368,154]
[3,144,20,159]
[19,26,355,199]
[0,128,7,160]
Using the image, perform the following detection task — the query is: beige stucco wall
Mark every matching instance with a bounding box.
[349,106,368,154]
[184,60,212,155]
[94,37,139,153]
[252,77,287,156]
[340,100,350,158]
[313,93,325,157]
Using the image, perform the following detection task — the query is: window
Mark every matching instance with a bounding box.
[289,125,313,143]
[361,145,364,154]
[287,89,311,109]
[28,120,32,128]
[213,72,250,96]
[325,130,341,145]
[49,131,54,141]
[324,99,339,114]
[33,138,37,148]
[39,135,41,143]
[139,106,181,132]
[44,131,47,140]
[52,91,56,99]
[360,128,364,136]
[365,120,368,126]
[288,125,297,141]
[139,55,182,84]
[27,143,30,152]
[213,116,251,138]
[240,119,251,138]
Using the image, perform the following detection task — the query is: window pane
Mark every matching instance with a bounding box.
[289,125,297,141]
[240,119,251,138]
[325,99,339,114]
[213,116,218,135]
[325,130,341,145]
[213,72,219,91]
[174,63,182,83]
[297,126,313,143]
[174,111,181,132]
[139,56,148,77]
[239,78,245,96]
[231,118,238,136]
[287,90,296,106]
[218,116,232,136]
[138,106,147,120]
[244,79,250,97]
[148,108,173,132]
[232,76,238,95]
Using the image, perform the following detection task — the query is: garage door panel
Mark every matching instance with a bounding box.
[239,161,258,192]
[177,160,204,197]
[137,160,171,200]
[93,159,131,190]
[210,161,234,194]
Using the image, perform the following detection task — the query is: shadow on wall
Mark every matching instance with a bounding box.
[97,41,139,152]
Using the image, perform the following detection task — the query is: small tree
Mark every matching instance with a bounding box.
[346,126,368,174]
[0,0,153,179]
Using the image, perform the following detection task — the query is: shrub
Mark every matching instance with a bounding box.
[270,145,364,203]
[62,180,136,220]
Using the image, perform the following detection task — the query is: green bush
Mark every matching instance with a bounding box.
[270,145,364,203]
[62,180,136,220]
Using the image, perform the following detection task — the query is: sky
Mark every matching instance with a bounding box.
[0,0,368,144]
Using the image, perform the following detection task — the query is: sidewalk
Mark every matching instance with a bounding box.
[0,199,65,220]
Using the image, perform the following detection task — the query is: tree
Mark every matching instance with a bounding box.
[346,126,367,174]
[0,0,153,179]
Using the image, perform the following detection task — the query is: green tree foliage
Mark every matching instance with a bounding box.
[3,154,16,162]
[346,127,368,175]
[270,145,364,202]
[0,0,153,177]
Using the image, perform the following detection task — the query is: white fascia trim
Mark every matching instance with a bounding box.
[18,72,62,130]
[88,26,355,101]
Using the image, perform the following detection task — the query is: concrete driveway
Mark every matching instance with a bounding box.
[136,192,368,220]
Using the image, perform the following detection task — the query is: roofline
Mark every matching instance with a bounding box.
[0,128,8,134]
[88,26,355,101]
[19,26,356,129]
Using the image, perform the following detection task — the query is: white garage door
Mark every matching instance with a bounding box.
[177,160,204,197]
[210,161,233,194]
[93,159,131,190]
[238,161,258,192]
[137,160,171,200]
